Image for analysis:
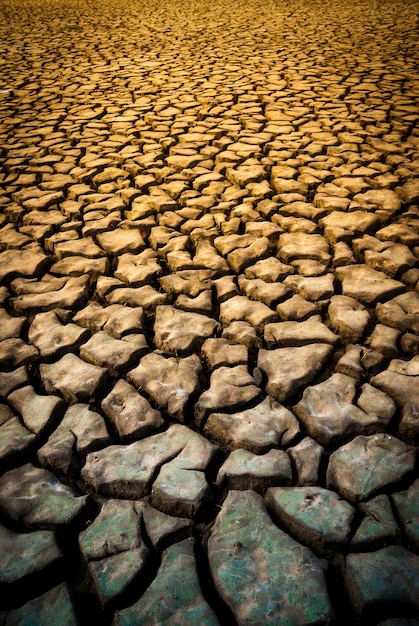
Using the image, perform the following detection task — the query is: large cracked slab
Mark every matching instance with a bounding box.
[115,250,163,286]
[0,247,49,283]
[0,414,36,472]
[204,395,300,453]
[195,365,261,424]
[278,232,331,263]
[4,583,79,626]
[0,366,29,398]
[284,273,335,301]
[0,463,88,529]
[371,357,419,440]
[201,337,248,369]
[115,538,219,626]
[266,486,355,556]
[0,338,38,371]
[219,295,277,331]
[38,403,111,474]
[127,352,201,421]
[336,265,405,306]
[50,255,109,279]
[10,275,89,316]
[216,448,292,492]
[208,490,333,624]
[54,236,106,259]
[79,499,149,607]
[81,424,218,513]
[97,228,145,255]
[264,315,338,347]
[0,523,63,592]
[40,353,109,404]
[238,275,290,307]
[8,384,65,436]
[345,546,419,618]
[391,479,419,550]
[294,373,395,446]
[0,308,25,341]
[288,437,324,486]
[101,379,164,441]
[376,292,419,334]
[351,495,401,550]
[151,430,218,517]
[28,309,89,360]
[153,305,220,355]
[327,434,416,503]
[80,331,148,376]
[328,295,370,342]
[258,343,333,402]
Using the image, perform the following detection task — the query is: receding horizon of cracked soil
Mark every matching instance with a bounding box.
[0,0,418,624]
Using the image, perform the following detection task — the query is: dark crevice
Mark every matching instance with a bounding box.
[55,522,109,626]
[316,449,331,489]
[325,555,356,626]
[194,533,239,626]
[0,555,68,612]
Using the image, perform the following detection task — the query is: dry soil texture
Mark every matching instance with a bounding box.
[0,0,418,624]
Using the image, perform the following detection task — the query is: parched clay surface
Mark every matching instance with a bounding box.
[0,0,418,624]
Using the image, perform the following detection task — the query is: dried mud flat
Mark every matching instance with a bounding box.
[0,0,418,623]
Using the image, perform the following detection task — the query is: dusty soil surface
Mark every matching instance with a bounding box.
[0,0,418,624]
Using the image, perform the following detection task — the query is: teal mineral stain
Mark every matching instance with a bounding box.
[208,490,334,625]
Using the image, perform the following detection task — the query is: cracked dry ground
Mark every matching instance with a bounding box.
[0,0,418,625]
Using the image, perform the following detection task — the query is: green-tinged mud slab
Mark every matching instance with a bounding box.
[208,490,334,624]
[114,538,219,626]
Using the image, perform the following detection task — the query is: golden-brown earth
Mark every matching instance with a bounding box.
[0,0,418,624]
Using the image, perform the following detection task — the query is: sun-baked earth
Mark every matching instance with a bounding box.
[0,0,418,624]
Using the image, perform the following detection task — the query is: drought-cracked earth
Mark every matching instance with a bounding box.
[0,0,418,623]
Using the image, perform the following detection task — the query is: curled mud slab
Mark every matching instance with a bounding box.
[0,0,418,624]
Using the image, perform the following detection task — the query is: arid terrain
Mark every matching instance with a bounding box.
[0,0,418,624]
